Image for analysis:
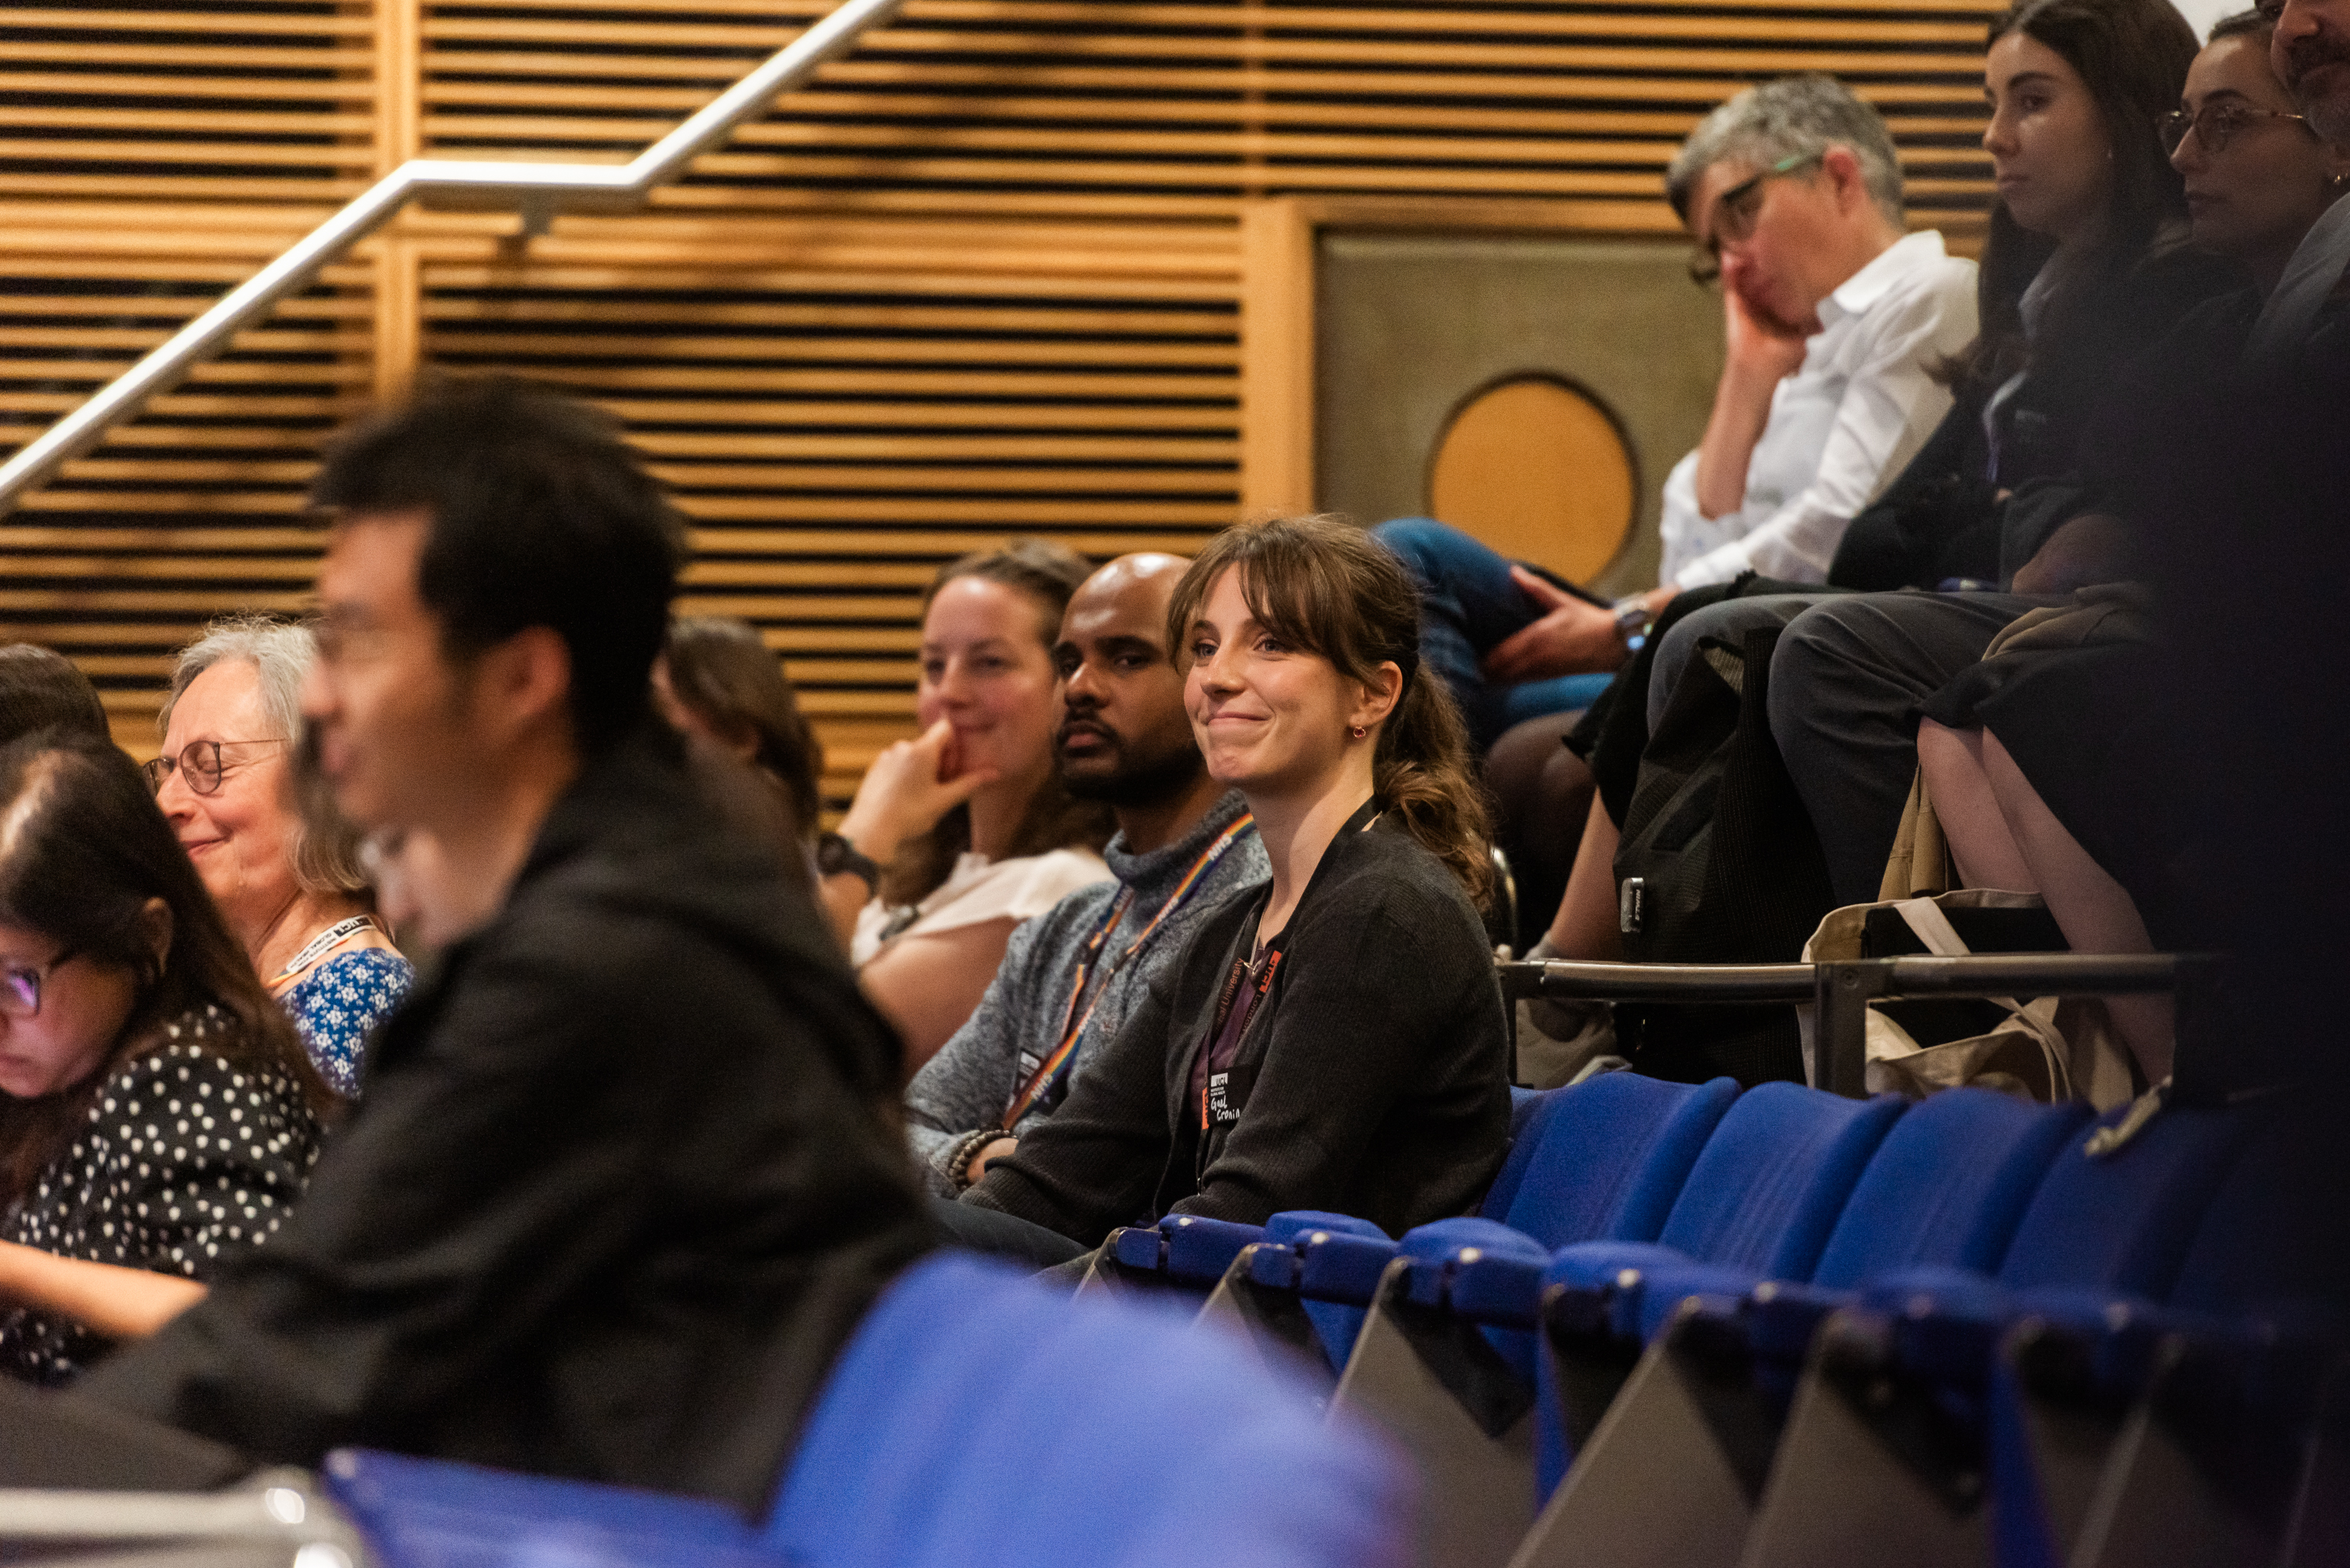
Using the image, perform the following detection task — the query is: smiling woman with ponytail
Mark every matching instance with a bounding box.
[940,515,1513,1266]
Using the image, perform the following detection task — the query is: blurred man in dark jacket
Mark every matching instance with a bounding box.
[56,379,932,1512]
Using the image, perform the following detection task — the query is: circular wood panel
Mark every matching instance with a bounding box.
[1427,377,1636,588]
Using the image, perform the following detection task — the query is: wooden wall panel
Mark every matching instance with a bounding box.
[1,0,2007,788]
[415,211,1238,800]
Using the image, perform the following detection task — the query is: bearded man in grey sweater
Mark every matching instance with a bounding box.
[907,553,1267,1197]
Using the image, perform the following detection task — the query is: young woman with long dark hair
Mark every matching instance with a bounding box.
[0,735,332,1384]
[945,517,1512,1264]
[1829,0,2239,589]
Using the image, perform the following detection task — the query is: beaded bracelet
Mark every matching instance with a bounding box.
[944,1128,1010,1189]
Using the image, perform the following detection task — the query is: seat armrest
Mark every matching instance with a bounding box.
[1862,1266,2016,1384]
[1397,1218,1548,1310]
[1538,1241,1697,1341]
[1108,1225,1164,1273]
[1448,1251,1547,1329]
[1293,1230,1402,1304]
[1745,1279,1854,1364]
[1163,1215,1265,1285]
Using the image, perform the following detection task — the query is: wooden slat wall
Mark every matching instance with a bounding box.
[2,0,2005,790]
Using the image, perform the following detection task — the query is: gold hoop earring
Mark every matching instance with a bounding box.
[1350,724,1368,740]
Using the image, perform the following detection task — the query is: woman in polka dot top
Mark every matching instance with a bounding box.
[0,736,334,1386]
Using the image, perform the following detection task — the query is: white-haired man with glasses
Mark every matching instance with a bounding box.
[1376,73,1978,750]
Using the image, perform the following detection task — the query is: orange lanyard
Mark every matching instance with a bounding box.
[999,813,1256,1129]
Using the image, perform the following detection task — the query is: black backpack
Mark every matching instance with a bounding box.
[1609,624,1837,1086]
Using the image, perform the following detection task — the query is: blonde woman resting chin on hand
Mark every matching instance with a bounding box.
[816,541,1115,1071]
[0,736,333,1386]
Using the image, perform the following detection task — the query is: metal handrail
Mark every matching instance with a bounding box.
[1498,953,2214,1097]
[0,0,910,514]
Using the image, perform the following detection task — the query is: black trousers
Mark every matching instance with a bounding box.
[927,1196,1089,1270]
[1653,590,2041,905]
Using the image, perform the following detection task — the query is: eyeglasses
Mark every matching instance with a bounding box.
[2160,103,2310,155]
[0,947,81,1020]
[142,738,287,797]
[1690,150,1827,284]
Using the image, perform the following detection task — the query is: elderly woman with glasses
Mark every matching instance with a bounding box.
[0,734,332,1385]
[150,617,410,1097]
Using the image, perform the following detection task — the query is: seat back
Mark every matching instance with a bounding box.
[1480,1086,1563,1219]
[1488,1073,1740,1248]
[1996,1094,2265,1297]
[2164,1086,2350,1318]
[324,1449,770,1568]
[1654,1082,1905,1279]
[1811,1091,2090,1289]
[766,1252,1412,1568]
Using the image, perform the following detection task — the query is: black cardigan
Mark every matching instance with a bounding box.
[964,809,1512,1245]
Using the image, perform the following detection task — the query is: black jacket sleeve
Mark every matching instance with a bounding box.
[960,935,1191,1245]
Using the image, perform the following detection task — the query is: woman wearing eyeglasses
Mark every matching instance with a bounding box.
[0,735,332,1386]
[152,618,410,1098]
[1910,10,2350,1085]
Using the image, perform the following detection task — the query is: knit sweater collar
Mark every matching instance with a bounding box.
[1100,788,1255,903]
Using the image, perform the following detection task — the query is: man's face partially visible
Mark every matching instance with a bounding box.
[2274,0,2350,143]
[302,511,479,836]
[1053,558,1205,809]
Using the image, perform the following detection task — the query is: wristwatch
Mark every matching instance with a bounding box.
[1611,594,1657,648]
[815,831,881,894]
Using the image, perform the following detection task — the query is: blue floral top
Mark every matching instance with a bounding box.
[280,947,413,1099]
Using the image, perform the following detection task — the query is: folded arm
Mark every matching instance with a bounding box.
[0,1244,207,1342]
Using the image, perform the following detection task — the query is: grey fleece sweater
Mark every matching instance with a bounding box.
[903,790,1267,1196]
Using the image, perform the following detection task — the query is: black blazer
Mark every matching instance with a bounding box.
[77,730,934,1512]
[1828,241,2245,592]
[965,807,1512,1245]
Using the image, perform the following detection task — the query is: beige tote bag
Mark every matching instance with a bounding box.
[1799,891,2138,1109]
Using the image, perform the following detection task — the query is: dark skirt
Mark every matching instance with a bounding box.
[1920,639,2191,947]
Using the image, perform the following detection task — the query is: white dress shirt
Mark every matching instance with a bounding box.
[1660,229,1980,588]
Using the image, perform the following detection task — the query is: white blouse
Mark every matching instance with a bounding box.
[851,847,1112,966]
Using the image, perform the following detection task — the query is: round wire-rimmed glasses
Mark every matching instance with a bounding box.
[141,738,288,797]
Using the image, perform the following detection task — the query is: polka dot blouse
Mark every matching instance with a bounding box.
[0,1006,324,1386]
[280,946,413,1100]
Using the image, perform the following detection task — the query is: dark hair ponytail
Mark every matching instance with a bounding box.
[1166,516,1495,910]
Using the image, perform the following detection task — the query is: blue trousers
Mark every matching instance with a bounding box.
[1371,518,1616,750]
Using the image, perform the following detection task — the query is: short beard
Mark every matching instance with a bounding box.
[2285,31,2350,142]
[1061,739,1207,811]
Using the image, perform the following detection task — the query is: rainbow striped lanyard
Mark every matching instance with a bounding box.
[999,812,1256,1130]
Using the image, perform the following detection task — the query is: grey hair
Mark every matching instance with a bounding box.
[159,616,371,897]
[1666,74,1907,227]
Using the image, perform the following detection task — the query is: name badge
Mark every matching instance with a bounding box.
[1206,1071,1240,1125]
[1205,1061,1257,1128]
[1015,1050,1043,1078]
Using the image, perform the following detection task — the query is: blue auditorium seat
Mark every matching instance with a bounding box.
[1737,1089,2269,1568]
[324,1449,770,1568]
[1510,1090,2088,1568]
[1321,1080,1879,1568]
[1224,1073,1738,1376]
[1987,1089,2350,1568]
[324,1252,1410,1568]
[1524,1082,1905,1492]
